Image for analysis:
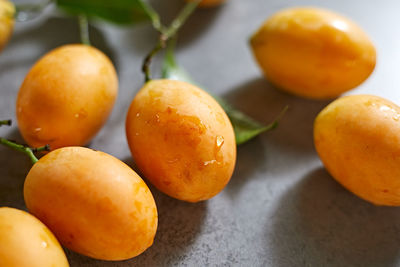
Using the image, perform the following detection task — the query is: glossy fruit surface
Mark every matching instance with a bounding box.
[0,207,69,267]
[126,79,236,202]
[17,44,118,150]
[24,147,158,260]
[251,7,376,99]
[314,95,400,205]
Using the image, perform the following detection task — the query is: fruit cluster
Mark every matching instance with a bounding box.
[0,1,396,266]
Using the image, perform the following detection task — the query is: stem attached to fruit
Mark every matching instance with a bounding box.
[78,14,91,46]
[0,138,50,164]
[141,1,200,82]
[0,120,50,164]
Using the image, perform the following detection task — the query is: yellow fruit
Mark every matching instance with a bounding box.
[314,95,400,205]
[0,207,69,267]
[250,7,376,99]
[24,147,158,260]
[186,0,226,8]
[126,79,236,202]
[0,0,14,52]
[17,44,118,150]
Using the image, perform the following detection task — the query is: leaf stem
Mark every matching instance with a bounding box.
[0,120,11,127]
[138,0,164,33]
[141,0,200,82]
[163,2,200,39]
[78,14,91,46]
[0,138,50,164]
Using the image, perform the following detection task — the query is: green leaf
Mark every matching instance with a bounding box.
[161,40,285,145]
[56,0,157,25]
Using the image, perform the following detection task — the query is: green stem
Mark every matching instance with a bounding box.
[141,0,200,82]
[78,15,91,46]
[138,0,164,33]
[163,1,200,39]
[0,120,11,127]
[0,138,50,164]
[15,0,53,22]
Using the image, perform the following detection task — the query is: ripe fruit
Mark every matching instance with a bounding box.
[314,95,400,206]
[24,147,158,260]
[250,7,376,99]
[0,207,69,267]
[186,0,226,8]
[17,44,118,150]
[0,0,14,52]
[126,79,236,202]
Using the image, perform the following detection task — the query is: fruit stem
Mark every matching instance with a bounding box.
[78,14,91,46]
[0,120,50,164]
[0,138,50,164]
[141,0,200,82]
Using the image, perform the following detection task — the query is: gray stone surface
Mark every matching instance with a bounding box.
[1,0,400,266]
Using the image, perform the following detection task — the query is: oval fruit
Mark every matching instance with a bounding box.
[17,44,118,150]
[126,79,236,202]
[0,0,14,52]
[314,95,400,206]
[24,147,158,260]
[0,207,69,267]
[250,7,376,99]
[186,0,226,7]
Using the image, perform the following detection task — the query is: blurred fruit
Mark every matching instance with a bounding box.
[0,0,14,52]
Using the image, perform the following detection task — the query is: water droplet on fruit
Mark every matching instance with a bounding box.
[203,159,217,166]
[41,241,48,248]
[215,135,224,149]
[34,127,41,132]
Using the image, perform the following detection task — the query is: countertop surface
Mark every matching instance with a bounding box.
[1,0,400,266]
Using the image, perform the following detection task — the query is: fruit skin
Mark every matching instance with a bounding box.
[0,207,69,267]
[16,44,118,150]
[250,7,376,99]
[186,0,226,8]
[0,0,14,52]
[126,79,236,202]
[24,147,158,260]
[314,95,400,206]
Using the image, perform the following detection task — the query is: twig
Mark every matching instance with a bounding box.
[141,1,200,82]
[0,138,50,164]
[78,14,91,46]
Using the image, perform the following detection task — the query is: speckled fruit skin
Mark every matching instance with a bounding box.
[250,7,376,99]
[16,44,118,150]
[186,0,226,7]
[314,95,400,206]
[0,0,14,52]
[0,207,69,267]
[24,147,158,260]
[126,79,236,202]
